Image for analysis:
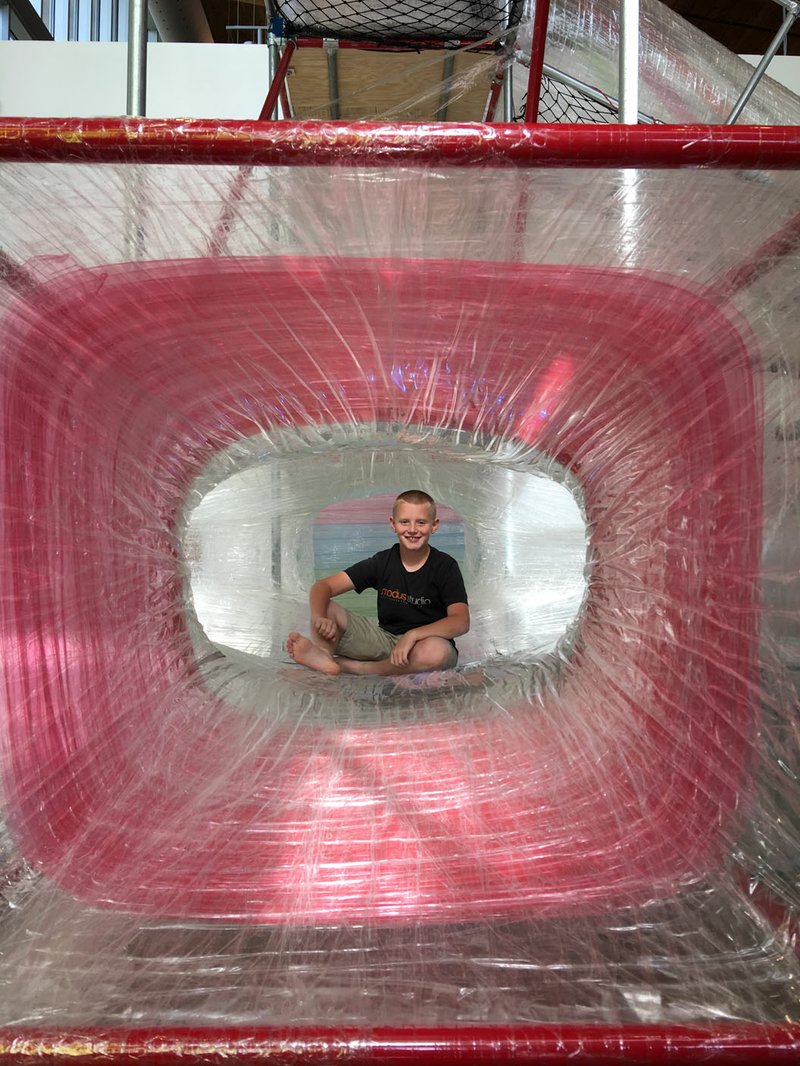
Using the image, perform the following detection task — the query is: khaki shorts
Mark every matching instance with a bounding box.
[335,609,458,668]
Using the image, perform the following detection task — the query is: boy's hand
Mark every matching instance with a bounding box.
[313,615,338,642]
[390,632,417,666]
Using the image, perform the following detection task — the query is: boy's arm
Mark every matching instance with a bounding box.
[309,571,355,641]
[389,602,470,666]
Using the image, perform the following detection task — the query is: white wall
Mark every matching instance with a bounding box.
[0,41,271,119]
[1,40,800,121]
[741,55,800,99]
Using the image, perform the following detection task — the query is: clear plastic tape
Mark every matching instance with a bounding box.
[1,36,800,1060]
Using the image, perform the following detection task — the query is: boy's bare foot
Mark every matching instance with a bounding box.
[286,632,341,676]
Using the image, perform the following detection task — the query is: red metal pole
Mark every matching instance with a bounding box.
[293,35,495,52]
[5,120,800,170]
[206,166,252,257]
[0,249,37,295]
[484,70,504,122]
[716,209,800,297]
[2,1024,800,1063]
[259,39,297,121]
[524,0,551,123]
[279,82,292,119]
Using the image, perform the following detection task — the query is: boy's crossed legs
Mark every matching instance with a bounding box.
[287,601,457,677]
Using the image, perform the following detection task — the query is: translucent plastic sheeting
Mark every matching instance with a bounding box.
[0,130,799,1057]
[4,245,765,926]
[3,4,800,1049]
[514,0,800,125]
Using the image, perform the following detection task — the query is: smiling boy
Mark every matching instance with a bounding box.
[286,490,469,677]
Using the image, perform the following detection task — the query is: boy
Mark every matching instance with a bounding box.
[287,490,469,677]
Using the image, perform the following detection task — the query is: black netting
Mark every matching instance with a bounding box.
[274,0,515,42]
[540,75,617,122]
[516,73,660,124]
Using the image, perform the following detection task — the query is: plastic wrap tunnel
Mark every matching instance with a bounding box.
[2,23,800,1066]
[0,246,762,925]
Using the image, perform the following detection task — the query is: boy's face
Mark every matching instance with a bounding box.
[389,501,439,555]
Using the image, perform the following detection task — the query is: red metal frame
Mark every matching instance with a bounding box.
[484,58,506,121]
[524,0,551,122]
[279,81,291,119]
[1,114,799,1065]
[2,1024,800,1063]
[716,209,800,296]
[0,248,36,294]
[2,118,800,167]
[206,166,252,257]
[259,39,298,120]
[271,35,497,123]
[293,34,495,51]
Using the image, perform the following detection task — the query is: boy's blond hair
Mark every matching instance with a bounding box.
[393,489,437,521]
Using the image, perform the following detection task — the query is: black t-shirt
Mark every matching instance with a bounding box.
[345,544,468,638]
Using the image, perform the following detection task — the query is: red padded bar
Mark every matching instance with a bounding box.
[1,119,800,168]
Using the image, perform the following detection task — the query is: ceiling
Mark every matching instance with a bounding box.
[198,0,800,54]
[660,0,800,55]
